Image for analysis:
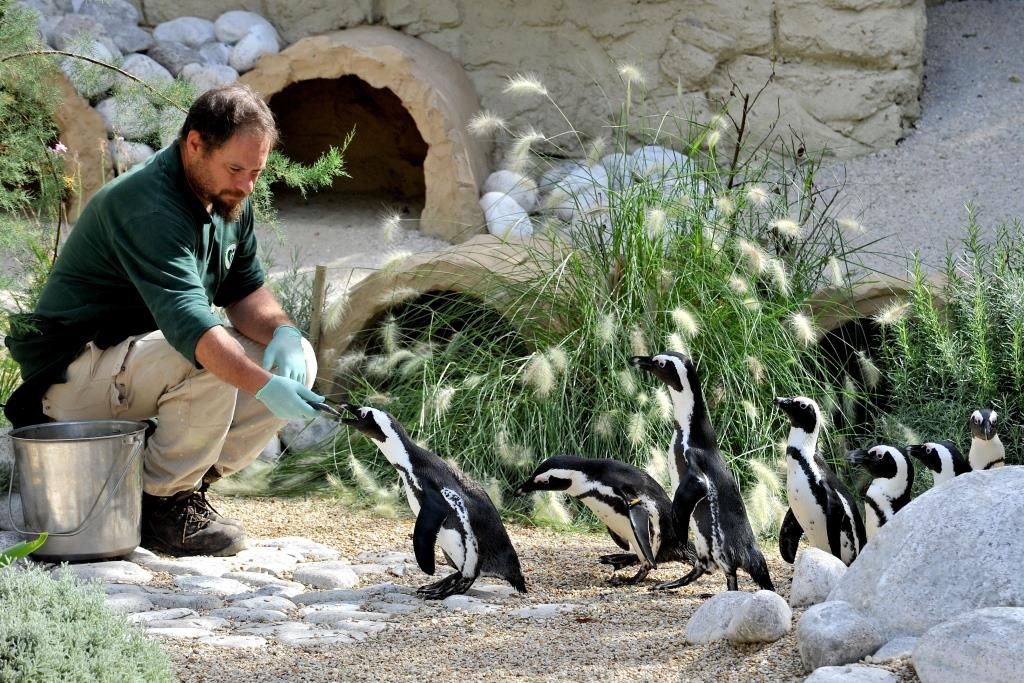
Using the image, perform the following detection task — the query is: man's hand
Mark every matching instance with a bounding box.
[262,324,307,384]
[255,375,323,420]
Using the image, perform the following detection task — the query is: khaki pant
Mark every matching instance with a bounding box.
[41,328,317,497]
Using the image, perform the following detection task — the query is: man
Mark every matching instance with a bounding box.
[4,84,323,557]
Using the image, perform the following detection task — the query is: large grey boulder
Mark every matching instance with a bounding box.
[912,607,1024,683]
[805,665,898,683]
[790,547,847,608]
[829,468,1024,640]
[797,600,885,672]
[686,590,791,645]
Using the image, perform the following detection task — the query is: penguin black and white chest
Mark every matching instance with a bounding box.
[630,353,774,592]
[339,403,526,599]
[907,440,970,488]
[515,455,689,584]
[968,408,1005,470]
[773,396,866,566]
[847,445,914,540]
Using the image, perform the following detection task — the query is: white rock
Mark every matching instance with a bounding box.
[537,160,586,191]
[209,607,289,622]
[829,469,1024,639]
[483,170,539,213]
[173,575,251,596]
[106,139,154,173]
[198,41,231,66]
[140,555,232,577]
[256,435,282,464]
[235,621,311,637]
[199,634,267,648]
[214,10,275,44]
[354,550,415,564]
[387,564,407,577]
[685,592,753,644]
[725,590,792,644]
[95,96,158,141]
[105,593,156,614]
[0,494,24,531]
[126,546,158,563]
[254,537,340,562]
[223,570,301,588]
[126,608,196,624]
[805,665,898,683]
[378,592,422,606]
[334,619,389,636]
[466,583,519,600]
[557,163,609,192]
[350,563,389,576]
[119,53,173,85]
[292,589,364,606]
[912,606,1024,683]
[601,152,632,191]
[145,627,212,639]
[480,191,533,239]
[798,600,886,672]
[510,603,576,619]
[232,595,296,612]
[790,547,848,608]
[253,583,306,599]
[293,561,360,590]
[233,546,301,577]
[76,0,140,28]
[366,601,418,615]
[55,560,153,585]
[866,636,918,664]
[629,145,692,182]
[145,617,229,631]
[147,40,201,77]
[103,582,147,594]
[148,593,225,610]
[441,594,500,615]
[180,63,240,94]
[299,603,386,624]
[153,17,216,49]
[228,23,280,73]
[108,25,152,54]
[275,628,356,647]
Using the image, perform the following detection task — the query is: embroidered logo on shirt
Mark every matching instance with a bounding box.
[224,243,237,270]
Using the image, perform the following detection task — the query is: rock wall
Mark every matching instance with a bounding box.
[131,0,925,161]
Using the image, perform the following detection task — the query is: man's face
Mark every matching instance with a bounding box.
[184,130,271,222]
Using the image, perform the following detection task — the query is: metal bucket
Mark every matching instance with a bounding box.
[7,420,146,562]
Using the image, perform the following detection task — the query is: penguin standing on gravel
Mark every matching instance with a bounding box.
[515,455,691,585]
[968,408,1005,470]
[773,396,866,566]
[337,403,527,599]
[907,441,970,488]
[630,353,774,593]
[846,445,914,541]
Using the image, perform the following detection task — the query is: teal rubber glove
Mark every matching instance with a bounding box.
[262,324,307,384]
[255,375,323,420]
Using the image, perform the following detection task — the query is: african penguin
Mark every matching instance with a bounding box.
[968,408,1005,470]
[773,396,866,566]
[338,403,526,599]
[630,353,774,593]
[846,445,914,541]
[515,455,691,585]
[906,441,970,488]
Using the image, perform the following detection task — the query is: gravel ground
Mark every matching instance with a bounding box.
[832,0,1024,278]
[155,494,918,683]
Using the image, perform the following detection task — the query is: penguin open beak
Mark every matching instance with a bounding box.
[338,402,362,426]
[629,356,653,371]
[905,444,924,459]
[772,397,794,414]
[846,448,870,465]
[513,481,533,497]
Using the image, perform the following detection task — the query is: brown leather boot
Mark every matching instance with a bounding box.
[141,489,246,557]
[197,473,243,528]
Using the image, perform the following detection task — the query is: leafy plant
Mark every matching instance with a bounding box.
[272,69,874,534]
[0,532,46,568]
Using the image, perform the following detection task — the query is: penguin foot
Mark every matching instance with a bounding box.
[417,572,476,600]
[650,566,705,591]
[608,567,650,586]
[598,553,639,570]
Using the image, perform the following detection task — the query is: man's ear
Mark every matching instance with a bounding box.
[185,130,205,156]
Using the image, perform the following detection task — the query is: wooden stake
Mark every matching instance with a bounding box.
[309,265,328,355]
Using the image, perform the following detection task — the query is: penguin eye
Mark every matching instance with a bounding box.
[990,412,998,423]
[656,359,666,368]
[973,415,982,424]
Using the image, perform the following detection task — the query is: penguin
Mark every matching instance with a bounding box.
[906,441,970,488]
[630,353,774,593]
[338,403,527,599]
[514,455,691,585]
[846,445,914,541]
[968,408,1005,470]
[773,396,866,566]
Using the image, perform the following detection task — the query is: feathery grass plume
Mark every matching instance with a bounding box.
[855,350,881,389]
[380,315,400,354]
[737,239,769,273]
[771,217,802,238]
[768,259,791,296]
[645,446,671,489]
[483,477,504,511]
[744,355,765,384]
[365,354,389,378]
[507,126,546,173]
[522,351,556,398]
[841,374,858,422]
[432,385,456,418]
[594,411,616,440]
[711,383,727,407]
[378,286,421,307]
[742,296,762,312]
[349,454,391,501]
[503,72,548,97]
[706,129,721,150]
[381,250,412,273]
[646,207,667,237]
[546,345,569,374]
[630,326,647,356]
[616,369,638,396]
[467,109,507,136]
[658,269,675,293]
[788,311,818,346]
[495,429,534,468]
[741,399,759,423]
[464,373,485,389]
[828,256,846,288]
[709,113,728,130]
[384,348,417,373]
[399,344,434,378]
[597,311,618,346]
[898,422,920,444]
[837,217,865,234]
[533,491,573,526]
[776,440,789,459]
[746,480,786,538]
[323,291,351,330]
[586,136,608,164]
[635,391,650,406]
[666,332,688,355]
[728,275,750,295]
[335,350,366,374]
[671,307,700,338]
[627,412,646,446]
[713,194,736,217]
[653,387,673,422]
[747,184,770,207]
[873,300,912,327]
[617,63,645,86]
[380,208,403,242]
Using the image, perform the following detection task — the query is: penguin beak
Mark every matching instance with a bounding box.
[629,355,653,371]
[338,402,361,426]
[984,423,994,440]
[906,444,923,459]
[773,397,793,414]
[846,448,870,465]
[513,481,532,497]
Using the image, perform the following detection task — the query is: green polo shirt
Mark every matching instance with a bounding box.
[4,143,264,426]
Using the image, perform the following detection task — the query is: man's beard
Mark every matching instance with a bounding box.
[186,158,245,222]
[210,195,244,222]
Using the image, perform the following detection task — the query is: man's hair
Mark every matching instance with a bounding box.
[178,84,279,150]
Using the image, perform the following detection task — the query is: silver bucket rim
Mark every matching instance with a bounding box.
[9,419,148,443]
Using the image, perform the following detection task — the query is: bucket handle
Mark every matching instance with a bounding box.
[6,432,145,538]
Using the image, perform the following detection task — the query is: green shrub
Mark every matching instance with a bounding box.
[274,70,872,534]
[0,565,173,682]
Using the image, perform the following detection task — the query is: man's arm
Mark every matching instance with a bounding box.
[194,325,272,395]
[224,286,292,345]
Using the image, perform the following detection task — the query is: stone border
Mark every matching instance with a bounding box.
[241,26,490,243]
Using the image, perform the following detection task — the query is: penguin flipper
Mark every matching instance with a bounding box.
[413,487,449,575]
[778,508,803,564]
[626,500,657,568]
[671,455,708,539]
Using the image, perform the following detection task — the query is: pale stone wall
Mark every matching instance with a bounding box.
[130,0,925,162]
